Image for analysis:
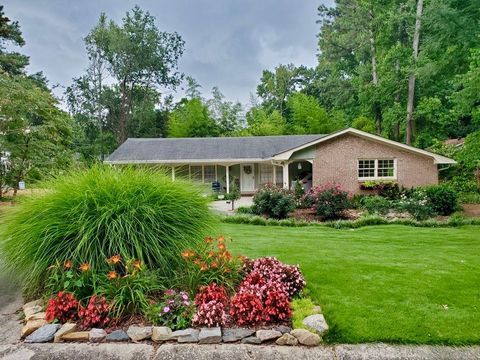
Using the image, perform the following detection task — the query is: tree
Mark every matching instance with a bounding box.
[242,107,286,136]
[90,6,184,143]
[207,87,243,135]
[0,6,29,75]
[287,93,342,134]
[168,98,217,138]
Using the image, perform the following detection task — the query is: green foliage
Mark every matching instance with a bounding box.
[360,196,392,215]
[243,107,286,136]
[168,98,217,137]
[0,165,215,296]
[424,184,458,216]
[236,206,253,214]
[351,116,376,134]
[310,185,351,220]
[146,289,194,330]
[45,261,97,301]
[252,184,296,219]
[291,297,319,330]
[458,131,480,171]
[396,190,435,221]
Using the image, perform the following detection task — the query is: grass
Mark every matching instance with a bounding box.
[0,165,216,296]
[221,223,480,345]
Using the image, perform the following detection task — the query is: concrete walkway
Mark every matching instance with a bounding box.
[209,196,253,215]
[2,263,480,359]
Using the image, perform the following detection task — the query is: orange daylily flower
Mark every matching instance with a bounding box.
[218,243,226,251]
[200,263,208,271]
[107,271,118,280]
[108,255,121,264]
[216,236,225,244]
[207,251,215,258]
[211,261,218,268]
[181,250,195,258]
[205,236,213,244]
[64,260,73,269]
[132,260,142,270]
[79,263,90,272]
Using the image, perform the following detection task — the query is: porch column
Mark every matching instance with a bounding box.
[282,162,289,189]
[225,165,230,193]
[273,165,277,185]
[171,166,175,181]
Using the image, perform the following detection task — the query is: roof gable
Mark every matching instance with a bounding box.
[272,128,456,164]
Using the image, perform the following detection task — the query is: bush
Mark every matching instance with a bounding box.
[78,295,111,330]
[307,184,352,220]
[192,283,229,327]
[424,184,458,215]
[45,292,79,323]
[242,257,306,298]
[236,206,253,214]
[146,289,193,330]
[97,257,160,318]
[360,196,393,215]
[0,165,215,296]
[396,190,435,220]
[252,184,296,219]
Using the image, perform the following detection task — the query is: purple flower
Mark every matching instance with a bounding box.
[163,306,170,313]
[183,300,190,306]
[182,294,188,300]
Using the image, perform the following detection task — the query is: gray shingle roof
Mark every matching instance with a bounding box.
[105,134,326,163]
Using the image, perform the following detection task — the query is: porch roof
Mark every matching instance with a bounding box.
[105,134,326,164]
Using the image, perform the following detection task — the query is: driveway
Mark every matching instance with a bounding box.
[0,268,22,345]
[209,196,253,215]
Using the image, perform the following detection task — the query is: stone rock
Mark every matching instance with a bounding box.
[89,328,107,343]
[23,305,44,321]
[22,299,43,312]
[21,319,48,338]
[255,329,282,342]
[62,331,90,341]
[290,328,321,346]
[24,324,61,343]
[126,326,153,341]
[302,314,329,335]
[273,325,292,334]
[176,329,199,343]
[312,305,322,314]
[151,326,172,342]
[276,333,298,346]
[106,330,130,342]
[54,323,77,343]
[25,311,46,322]
[241,336,262,345]
[198,327,221,344]
[222,328,255,343]
[170,328,196,339]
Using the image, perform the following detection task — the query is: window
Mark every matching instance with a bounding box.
[204,165,216,183]
[260,164,273,185]
[190,166,202,182]
[358,160,375,178]
[378,159,394,177]
[358,159,396,180]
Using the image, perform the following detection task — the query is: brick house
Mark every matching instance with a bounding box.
[105,128,455,194]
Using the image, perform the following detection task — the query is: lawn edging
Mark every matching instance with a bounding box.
[221,214,480,229]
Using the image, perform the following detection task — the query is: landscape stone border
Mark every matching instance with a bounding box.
[20,298,329,347]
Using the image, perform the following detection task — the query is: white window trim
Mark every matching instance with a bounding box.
[357,158,397,181]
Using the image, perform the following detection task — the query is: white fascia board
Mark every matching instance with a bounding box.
[104,158,271,165]
[272,128,456,165]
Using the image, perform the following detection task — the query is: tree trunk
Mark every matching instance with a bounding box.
[369,10,381,135]
[405,0,423,145]
[118,80,128,143]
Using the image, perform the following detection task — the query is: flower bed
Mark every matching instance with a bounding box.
[19,235,327,347]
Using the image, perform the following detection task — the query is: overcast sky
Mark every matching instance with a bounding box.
[3,0,331,104]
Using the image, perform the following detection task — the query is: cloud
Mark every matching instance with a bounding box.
[2,0,332,103]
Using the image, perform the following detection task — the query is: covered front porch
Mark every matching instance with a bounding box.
[167,160,313,194]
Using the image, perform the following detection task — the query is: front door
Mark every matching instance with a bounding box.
[240,164,255,192]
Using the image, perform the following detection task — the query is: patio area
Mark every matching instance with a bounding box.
[209,196,253,215]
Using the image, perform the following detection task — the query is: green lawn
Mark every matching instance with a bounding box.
[221,223,480,345]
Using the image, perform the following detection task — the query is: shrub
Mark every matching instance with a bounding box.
[192,283,229,327]
[360,196,393,215]
[0,165,215,296]
[78,295,110,329]
[424,184,458,215]
[176,236,242,294]
[45,291,79,323]
[307,184,351,220]
[252,184,296,219]
[396,190,435,220]
[97,257,160,318]
[242,257,305,298]
[236,206,253,214]
[147,289,193,330]
[293,180,305,204]
[230,271,291,326]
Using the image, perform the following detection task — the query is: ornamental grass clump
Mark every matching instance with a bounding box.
[0,165,216,296]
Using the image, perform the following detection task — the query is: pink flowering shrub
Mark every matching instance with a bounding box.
[193,283,229,327]
[302,183,352,219]
[243,257,306,298]
[45,291,79,323]
[78,295,110,329]
[230,270,291,326]
[147,289,193,330]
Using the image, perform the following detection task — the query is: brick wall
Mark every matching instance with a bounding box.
[312,134,438,193]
